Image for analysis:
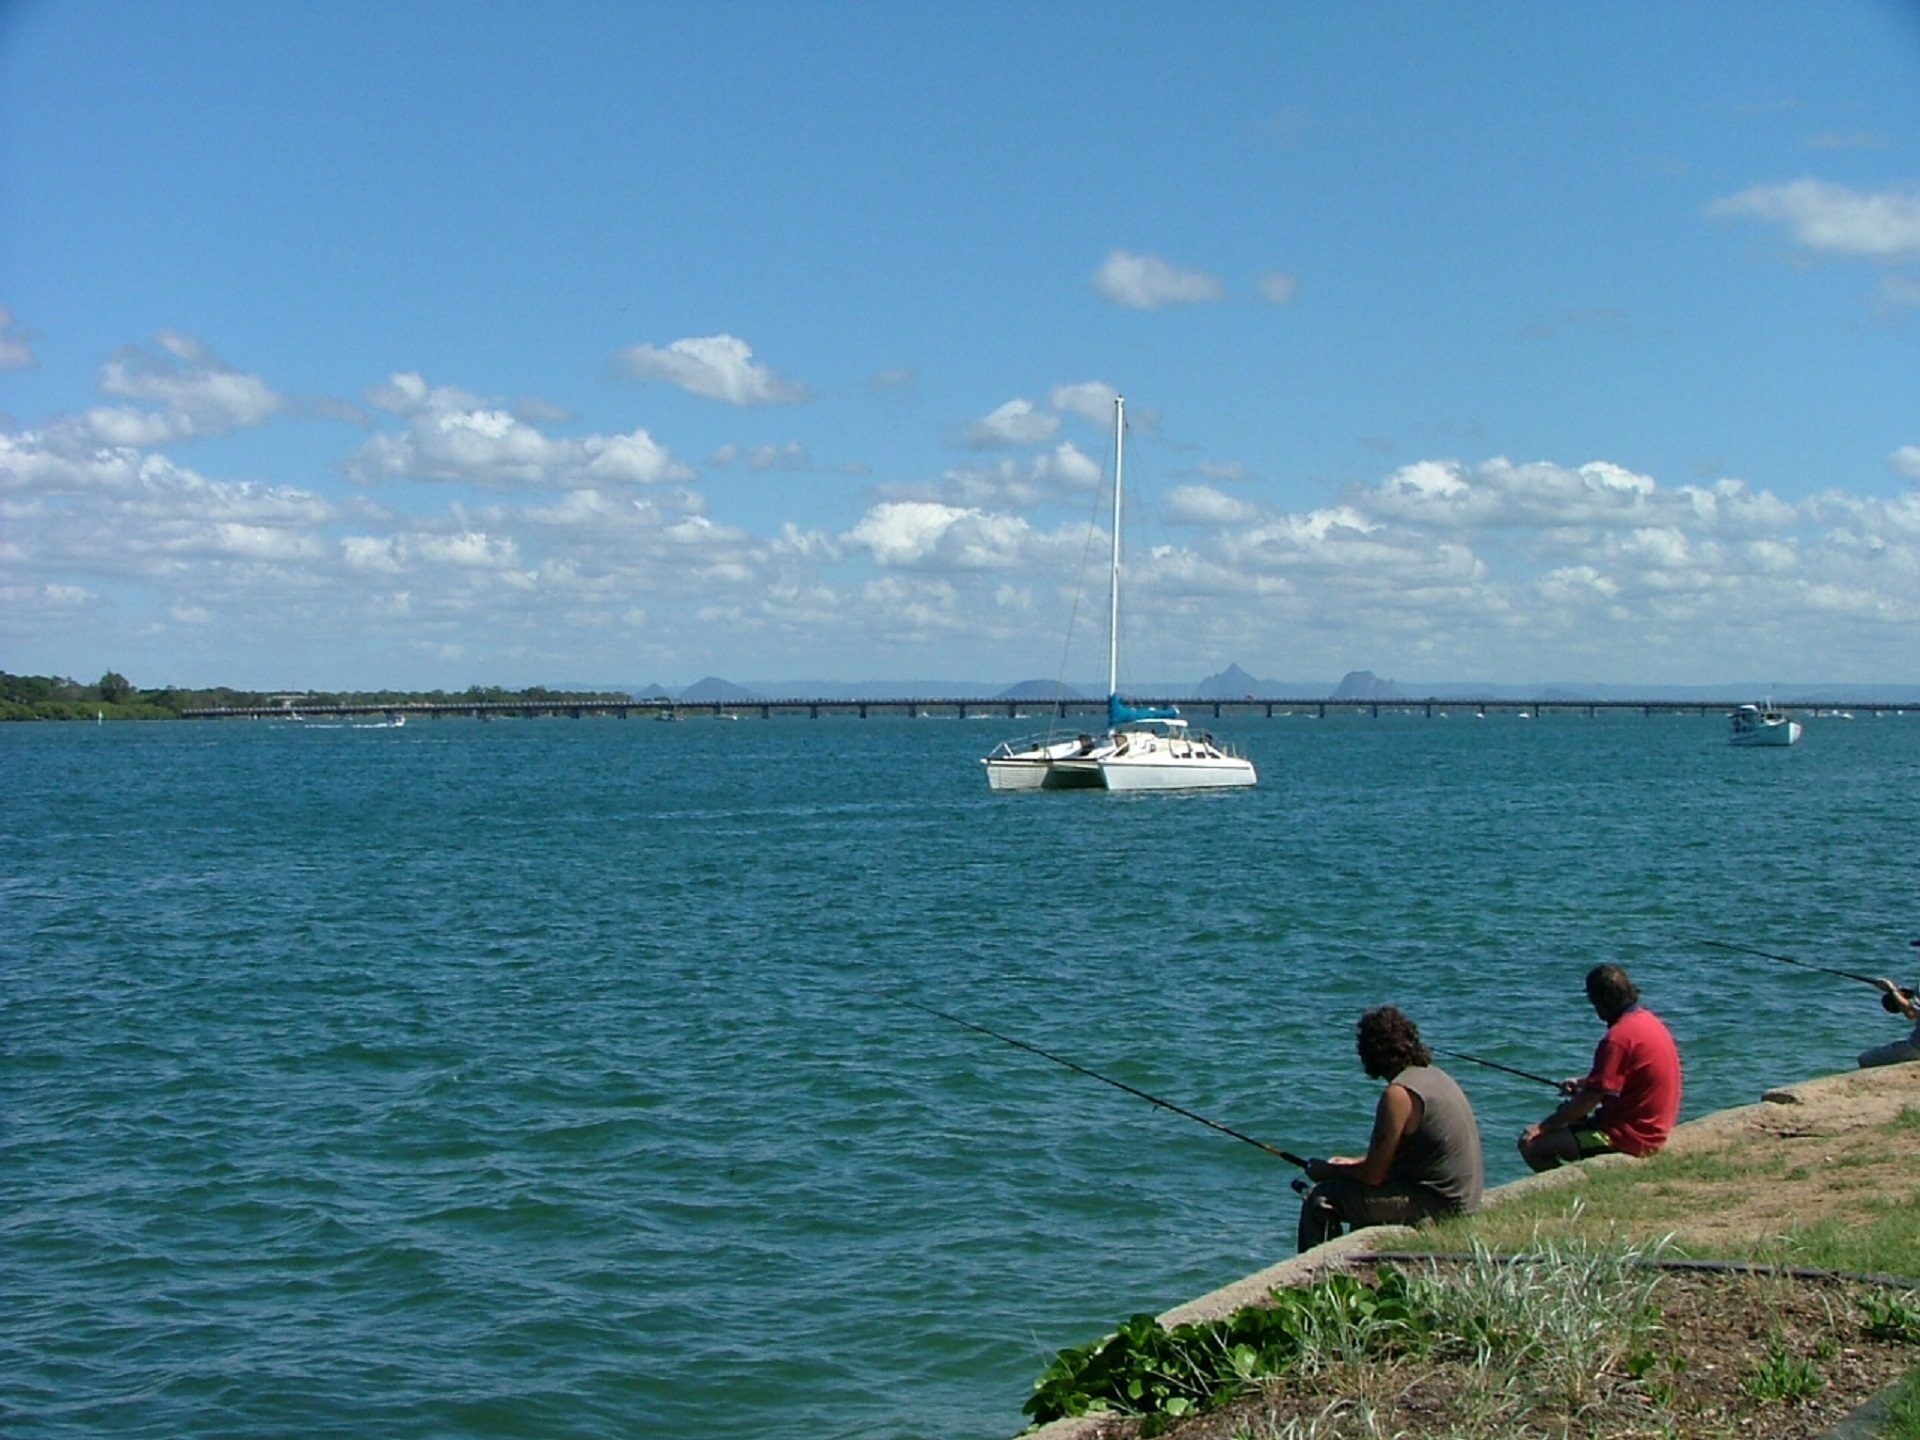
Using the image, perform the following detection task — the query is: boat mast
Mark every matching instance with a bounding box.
[1108,395,1124,701]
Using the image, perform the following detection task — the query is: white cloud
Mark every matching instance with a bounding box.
[1050,381,1119,427]
[1892,446,1920,483]
[843,501,1034,570]
[934,443,1101,510]
[351,372,693,488]
[1256,271,1299,304]
[1709,179,1920,259]
[964,398,1059,448]
[583,430,694,484]
[1366,456,1665,530]
[1165,484,1258,526]
[98,334,284,434]
[618,334,808,404]
[413,531,519,568]
[1093,249,1225,309]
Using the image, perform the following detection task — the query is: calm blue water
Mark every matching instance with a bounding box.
[5,711,1916,1438]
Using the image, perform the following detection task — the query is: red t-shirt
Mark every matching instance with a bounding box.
[1587,1006,1682,1156]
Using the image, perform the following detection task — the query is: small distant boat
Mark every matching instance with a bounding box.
[1729,703,1801,747]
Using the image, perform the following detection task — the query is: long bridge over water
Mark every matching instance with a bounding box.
[180,696,1920,722]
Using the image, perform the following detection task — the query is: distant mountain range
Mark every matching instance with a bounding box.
[562,666,1920,705]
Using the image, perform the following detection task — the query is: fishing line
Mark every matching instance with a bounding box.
[1435,1048,1563,1090]
[896,995,1308,1168]
[1692,937,1915,1006]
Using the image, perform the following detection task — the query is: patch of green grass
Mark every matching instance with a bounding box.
[1860,1290,1920,1345]
[1879,1363,1920,1438]
[1411,1108,1920,1277]
[1404,1233,1668,1414]
[1742,1340,1825,1403]
[1762,1191,1920,1276]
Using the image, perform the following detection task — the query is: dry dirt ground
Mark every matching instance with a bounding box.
[1036,1065,1920,1440]
[1633,1063,1920,1254]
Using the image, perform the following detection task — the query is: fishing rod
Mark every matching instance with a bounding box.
[1436,1048,1563,1091]
[1693,937,1915,1008]
[898,996,1309,1169]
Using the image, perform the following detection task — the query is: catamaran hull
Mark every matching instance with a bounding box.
[983,738,1113,790]
[984,758,1101,790]
[1083,756,1257,791]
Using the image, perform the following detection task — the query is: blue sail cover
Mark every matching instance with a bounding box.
[1108,693,1181,726]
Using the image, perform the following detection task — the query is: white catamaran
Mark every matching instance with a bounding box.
[982,396,1257,792]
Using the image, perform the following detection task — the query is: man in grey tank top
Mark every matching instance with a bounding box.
[1297,1006,1485,1252]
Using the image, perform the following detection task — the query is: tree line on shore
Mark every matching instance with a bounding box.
[0,672,632,722]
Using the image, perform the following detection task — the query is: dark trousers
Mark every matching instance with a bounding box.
[1296,1176,1448,1252]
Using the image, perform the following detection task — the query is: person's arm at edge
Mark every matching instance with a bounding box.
[1308,1084,1416,1186]
[1876,978,1920,1022]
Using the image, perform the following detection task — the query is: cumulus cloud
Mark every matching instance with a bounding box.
[1165,484,1259,526]
[1709,179,1920,259]
[1366,456,1665,530]
[618,334,808,404]
[843,501,1037,570]
[1093,249,1225,309]
[350,372,694,488]
[934,443,1102,509]
[97,333,284,436]
[1050,380,1119,428]
[964,398,1060,448]
[1893,446,1920,483]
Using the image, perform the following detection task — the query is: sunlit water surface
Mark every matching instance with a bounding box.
[4,711,1915,1438]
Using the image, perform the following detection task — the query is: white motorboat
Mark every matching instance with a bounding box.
[1729,703,1801,747]
[981,396,1256,792]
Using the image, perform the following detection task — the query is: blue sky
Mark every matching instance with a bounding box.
[3,1,1918,690]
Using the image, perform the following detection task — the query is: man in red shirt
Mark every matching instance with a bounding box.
[1518,964,1682,1170]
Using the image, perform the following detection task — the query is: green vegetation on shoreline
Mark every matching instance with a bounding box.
[1025,1086,1920,1438]
[0,670,631,722]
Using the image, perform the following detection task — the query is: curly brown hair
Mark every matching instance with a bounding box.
[1356,1005,1431,1079]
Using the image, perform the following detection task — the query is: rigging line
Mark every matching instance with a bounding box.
[897,995,1307,1168]
[1044,434,1114,743]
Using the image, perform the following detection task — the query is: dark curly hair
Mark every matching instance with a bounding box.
[1356,1005,1431,1079]
[1585,964,1640,1019]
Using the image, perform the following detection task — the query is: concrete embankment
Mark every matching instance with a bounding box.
[1020,1063,1920,1440]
